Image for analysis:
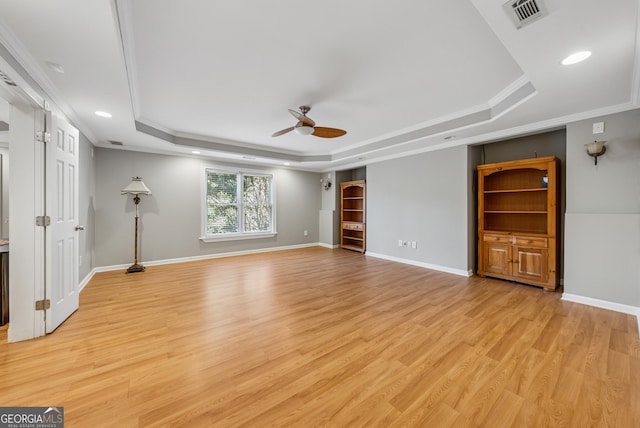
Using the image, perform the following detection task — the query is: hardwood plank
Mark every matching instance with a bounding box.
[0,247,637,427]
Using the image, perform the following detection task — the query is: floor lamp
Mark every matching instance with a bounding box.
[121,177,152,273]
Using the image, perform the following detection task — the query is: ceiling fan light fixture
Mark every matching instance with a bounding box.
[294,125,314,136]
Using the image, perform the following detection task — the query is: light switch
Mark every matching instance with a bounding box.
[593,122,605,134]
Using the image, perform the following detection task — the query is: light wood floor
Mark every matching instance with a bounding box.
[1,247,638,427]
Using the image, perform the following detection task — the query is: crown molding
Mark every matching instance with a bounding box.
[0,15,97,143]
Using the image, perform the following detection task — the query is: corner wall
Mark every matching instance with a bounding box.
[366,145,470,275]
[563,109,640,313]
[79,133,96,280]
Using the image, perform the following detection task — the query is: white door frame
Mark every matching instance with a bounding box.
[0,54,48,342]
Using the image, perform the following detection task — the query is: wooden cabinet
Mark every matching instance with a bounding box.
[340,180,366,253]
[477,157,558,290]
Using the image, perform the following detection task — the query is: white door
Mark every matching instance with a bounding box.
[45,114,80,333]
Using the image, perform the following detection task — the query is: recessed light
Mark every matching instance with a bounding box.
[283,162,291,166]
[46,61,65,74]
[191,150,200,154]
[95,111,112,118]
[561,51,591,65]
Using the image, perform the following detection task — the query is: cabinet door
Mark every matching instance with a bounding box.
[513,246,548,283]
[483,242,511,276]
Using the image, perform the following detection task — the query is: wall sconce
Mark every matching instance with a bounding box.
[585,140,606,165]
[320,178,332,191]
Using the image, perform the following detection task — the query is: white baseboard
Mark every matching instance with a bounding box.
[562,293,640,336]
[318,243,340,249]
[89,242,324,274]
[365,252,473,277]
[78,269,97,292]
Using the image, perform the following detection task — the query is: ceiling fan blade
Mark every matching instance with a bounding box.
[312,127,347,138]
[272,126,295,137]
[288,109,316,127]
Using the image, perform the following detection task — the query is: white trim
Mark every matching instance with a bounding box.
[79,269,97,293]
[202,167,276,238]
[562,293,640,336]
[487,74,531,107]
[366,252,473,277]
[318,243,340,249]
[199,232,277,243]
[92,242,322,273]
[0,17,96,143]
[323,101,638,173]
[631,0,640,106]
[114,0,141,119]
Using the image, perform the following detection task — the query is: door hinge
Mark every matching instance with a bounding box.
[35,299,51,311]
[36,215,51,227]
[35,131,51,143]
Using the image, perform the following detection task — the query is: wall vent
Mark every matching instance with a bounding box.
[504,0,547,29]
[109,140,124,146]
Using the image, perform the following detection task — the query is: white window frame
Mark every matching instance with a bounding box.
[200,167,277,242]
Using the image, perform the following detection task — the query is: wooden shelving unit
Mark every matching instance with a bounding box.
[477,157,558,290]
[340,180,366,253]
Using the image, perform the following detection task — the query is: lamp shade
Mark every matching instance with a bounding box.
[585,140,606,155]
[121,177,152,195]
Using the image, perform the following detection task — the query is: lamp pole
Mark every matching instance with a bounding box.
[128,194,143,273]
[121,177,152,274]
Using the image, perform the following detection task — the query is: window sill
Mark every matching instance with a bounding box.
[199,232,277,243]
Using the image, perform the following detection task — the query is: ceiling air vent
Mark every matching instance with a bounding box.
[109,140,124,146]
[0,70,17,87]
[504,0,547,29]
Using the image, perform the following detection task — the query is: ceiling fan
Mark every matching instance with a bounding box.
[272,106,347,138]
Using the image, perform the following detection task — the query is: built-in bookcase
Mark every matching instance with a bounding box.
[477,156,558,290]
[340,180,366,253]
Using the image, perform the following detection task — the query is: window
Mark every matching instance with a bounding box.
[203,169,275,240]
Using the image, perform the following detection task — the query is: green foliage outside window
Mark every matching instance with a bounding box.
[206,170,272,235]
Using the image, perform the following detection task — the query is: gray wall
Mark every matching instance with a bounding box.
[564,109,640,306]
[367,145,470,273]
[467,146,482,272]
[319,171,337,246]
[79,133,96,280]
[94,148,321,267]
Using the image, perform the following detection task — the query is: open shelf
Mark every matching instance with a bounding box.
[484,211,547,214]
[484,188,547,194]
[478,156,558,290]
[484,168,548,192]
[340,180,366,253]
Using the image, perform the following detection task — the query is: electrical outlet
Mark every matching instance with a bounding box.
[411,241,417,249]
[304,230,308,236]
[398,239,403,247]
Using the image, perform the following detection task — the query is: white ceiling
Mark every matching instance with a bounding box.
[0,0,638,171]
